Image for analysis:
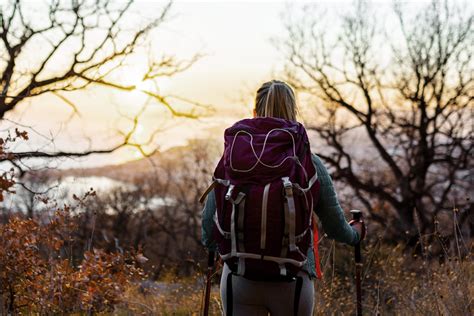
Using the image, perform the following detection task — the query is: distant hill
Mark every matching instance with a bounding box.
[45,139,222,183]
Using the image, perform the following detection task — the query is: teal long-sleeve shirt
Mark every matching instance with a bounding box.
[201,154,360,278]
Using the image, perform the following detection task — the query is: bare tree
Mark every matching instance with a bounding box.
[0,0,205,161]
[67,139,219,277]
[280,0,473,243]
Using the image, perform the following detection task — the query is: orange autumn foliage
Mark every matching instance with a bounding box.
[0,131,145,313]
[0,129,26,201]
[0,208,144,313]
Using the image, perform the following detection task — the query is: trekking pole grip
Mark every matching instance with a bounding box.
[208,251,215,268]
[350,210,362,262]
[350,209,362,221]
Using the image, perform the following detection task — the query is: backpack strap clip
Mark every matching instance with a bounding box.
[282,177,293,192]
[225,184,235,201]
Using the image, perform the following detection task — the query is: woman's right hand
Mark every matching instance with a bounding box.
[349,220,366,241]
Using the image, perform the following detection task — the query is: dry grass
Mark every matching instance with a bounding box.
[114,208,472,315]
[117,271,221,315]
[314,242,472,315]
[115,240,472,315]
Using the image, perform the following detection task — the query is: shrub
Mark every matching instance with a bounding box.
[0,131,144,313]
[0,206,144,314]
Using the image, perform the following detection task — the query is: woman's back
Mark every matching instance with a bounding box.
[201,80,363,316]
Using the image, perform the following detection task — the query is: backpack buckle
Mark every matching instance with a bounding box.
[225,184,235,200]
[282,177,292,188]
[282,177,293,196]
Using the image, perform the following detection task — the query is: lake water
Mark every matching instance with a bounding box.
[4,176,174,213]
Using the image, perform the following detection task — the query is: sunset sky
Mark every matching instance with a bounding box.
[3,0,428,167]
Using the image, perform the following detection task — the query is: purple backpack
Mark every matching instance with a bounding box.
[211,117,321,280]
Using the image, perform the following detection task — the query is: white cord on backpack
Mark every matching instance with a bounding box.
[229,128,299,173]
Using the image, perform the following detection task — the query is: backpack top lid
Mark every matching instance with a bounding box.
[218,117,311,184]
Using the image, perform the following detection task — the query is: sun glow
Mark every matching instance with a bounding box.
[130,122,150,145]
[134,79,154,92]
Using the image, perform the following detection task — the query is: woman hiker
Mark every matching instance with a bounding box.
[201,80,366,316]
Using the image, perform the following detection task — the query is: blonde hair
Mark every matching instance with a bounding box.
[255,80,298,121]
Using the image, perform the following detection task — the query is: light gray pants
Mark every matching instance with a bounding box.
[220,263,314,316]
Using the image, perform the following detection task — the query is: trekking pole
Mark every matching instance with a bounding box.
[203,251,215,316]
[350,210,364,316]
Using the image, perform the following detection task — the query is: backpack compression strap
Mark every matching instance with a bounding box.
[282,177,297,252]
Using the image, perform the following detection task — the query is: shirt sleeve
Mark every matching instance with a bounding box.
[312,154,360,245]
[201,189,217,251]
